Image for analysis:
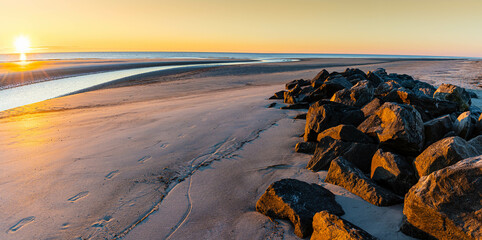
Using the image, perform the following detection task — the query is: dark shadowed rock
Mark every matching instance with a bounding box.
[468,91,478,98]
[269,90,286,99]
[304,101,365,142]
[267,102,276,108]
[366,71,383,87]
[357,102,424,154]
[325,157,403,206]
[284,85,302,104]
[316,124,373,143]
[361,98,382,117]
[294,113,307,119]
[295,141,317,154]
[256,179,344,238]
[401,156,482,240]
[454,111,477,139]
[370,149,416,195]
[424,114,453,147]
[304,82,345,103]
[324,74,353,89]
[311,69,330,88]
[433,83,471,111]
[374,80,401,97]
[311,211,377,240]
[468,135,482,154]
[307,137,378,172]
[413,136,480,177]
[286,79,310,90]
[330,80,374,107]
[412,81,436,98]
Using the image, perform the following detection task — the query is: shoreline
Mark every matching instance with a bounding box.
[0,58,480,239]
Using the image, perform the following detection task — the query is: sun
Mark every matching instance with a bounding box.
[14,36,31,62]
[15,36,31,53]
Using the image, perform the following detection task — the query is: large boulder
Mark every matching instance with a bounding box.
[316,124,374,143]
[330,80,374,107]
[256,179,345,238]
[361,98,382,117]
[374,80,401,97]
[433,83,471,111]
[468,135,482,155]
[324,74,353,89]
[311,69,330,88]
[413,136,480,177]
[284,85,302,104]
[325,157,403,206]
[370,149,417,195]
[423,114,454,147]
[311,211,377,240]
[304,101,365,142]
[269,90,286,99]
[357,102,424,154]
[304,82,345,103]
[401,156,482,240]
[307,137,378,173]
[454,111,477,139]
[295,141,317,154]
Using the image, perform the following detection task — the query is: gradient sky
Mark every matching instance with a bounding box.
[1,0,481,57]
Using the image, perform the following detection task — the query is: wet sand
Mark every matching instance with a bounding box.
[0,58,480,239]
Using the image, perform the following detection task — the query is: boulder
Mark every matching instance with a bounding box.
[468,91,478,98]
[311,69,330,88]
[401,156,482,240]
[374,80,401,97]
[324,74,353,89]
[413,136,480,177]
[256,179,344,238]
[468,135,482,153]
[330,80,374,107]
[423,114,454,147]
[433,83,471,111]
[307,137,378,173]
[361,98,382,117]
[381,89,458,121]
[370,149,417,195]
[453,111,477,139]
[325,157,403,206]
[311,211,377,240]
[366,70,383,87]
[269,90,286,99]
[357,102,424,154]
[286,79,310,90]
[316,124,373,143]
[304,82,345,103]
[304,101,365,142]
[295,141,317,154]
[284,85,302,104]
[412,81,436,98]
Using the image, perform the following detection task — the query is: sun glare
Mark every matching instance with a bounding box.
[14,36,31,62]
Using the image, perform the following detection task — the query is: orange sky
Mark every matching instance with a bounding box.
[1,0,481,57]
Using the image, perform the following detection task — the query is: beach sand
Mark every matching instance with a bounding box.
[0,58,480,239]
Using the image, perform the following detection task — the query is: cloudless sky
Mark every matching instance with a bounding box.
[1,0,481,57]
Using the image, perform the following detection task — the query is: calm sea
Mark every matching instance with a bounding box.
[0,51,471,62]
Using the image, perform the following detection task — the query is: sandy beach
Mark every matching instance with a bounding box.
[0,58,480,239]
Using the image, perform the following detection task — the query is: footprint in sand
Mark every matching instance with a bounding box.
[60,222,70,230]
[105,170,120,179]
[159,143,169,149]
[7,216,35,233]
[137,155,152,163]
[68,191,89,202]
[91,216,113,228]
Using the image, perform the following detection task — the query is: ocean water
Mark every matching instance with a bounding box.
[0,51,473,62]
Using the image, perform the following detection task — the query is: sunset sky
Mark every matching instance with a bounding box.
[1,0,481,57]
